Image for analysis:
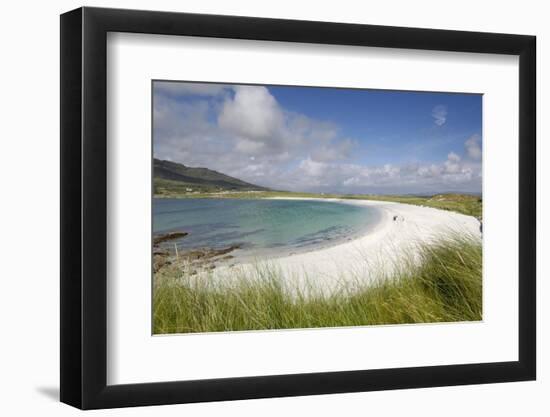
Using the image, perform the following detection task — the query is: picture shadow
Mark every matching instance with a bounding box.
[35,386,59,401]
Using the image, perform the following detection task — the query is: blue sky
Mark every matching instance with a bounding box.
[153,81,482,194]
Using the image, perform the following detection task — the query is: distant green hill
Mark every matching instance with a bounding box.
[154,158,269,195]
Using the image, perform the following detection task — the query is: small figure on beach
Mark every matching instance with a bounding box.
[393,215,405,222]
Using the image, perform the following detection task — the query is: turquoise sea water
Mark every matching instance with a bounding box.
[153,198,381,258]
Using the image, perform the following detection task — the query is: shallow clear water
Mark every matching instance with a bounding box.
[153,198,381,259]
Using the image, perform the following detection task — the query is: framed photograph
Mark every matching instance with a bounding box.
[60,7,536,409]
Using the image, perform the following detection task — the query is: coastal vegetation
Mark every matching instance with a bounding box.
[153,234,482,334]
[152,159,483,334]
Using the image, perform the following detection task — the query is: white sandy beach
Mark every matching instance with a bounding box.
[212,198,482,293]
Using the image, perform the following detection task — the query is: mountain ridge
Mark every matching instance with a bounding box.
[154,158,269,193]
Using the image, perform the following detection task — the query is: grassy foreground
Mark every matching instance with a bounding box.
[153,235,482,334]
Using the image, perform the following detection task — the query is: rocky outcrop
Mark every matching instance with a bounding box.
[153,244,240,274]
[153,231,188,245]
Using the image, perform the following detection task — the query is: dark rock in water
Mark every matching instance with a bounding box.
[185,244,240,261]
[209,244,241,257]
[153,231,188,245]
[186,250,206,261]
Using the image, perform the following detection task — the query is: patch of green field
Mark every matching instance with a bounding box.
[345,193,482,219]
[153,235,482,334]
[154,177,227,195]
[154,184,314,199]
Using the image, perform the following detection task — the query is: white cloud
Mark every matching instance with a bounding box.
[298,158,327,178]
[447,152,460,162]
[218,86,284,141]
[432,105,448,126]
[234,138,266,154]
[310,138,357,162]
[292,153,479,194]
[444,152,461,173]
[153,83,358,189]
[465,134,482,160]
[153,82,481,194]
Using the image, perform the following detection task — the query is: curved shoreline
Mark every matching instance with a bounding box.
[231,198,384,262]
[213,197,482,293]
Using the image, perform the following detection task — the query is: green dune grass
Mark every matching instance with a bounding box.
[153,234,482,334]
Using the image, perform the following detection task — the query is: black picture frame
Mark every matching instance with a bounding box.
[60,6,536,410]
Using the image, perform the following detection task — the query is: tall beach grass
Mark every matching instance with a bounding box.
[153,234,482,334]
